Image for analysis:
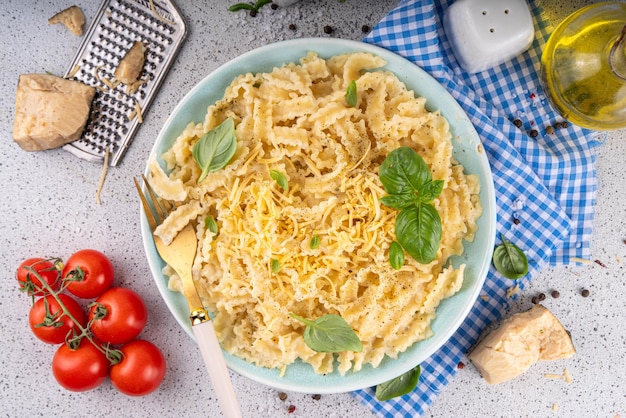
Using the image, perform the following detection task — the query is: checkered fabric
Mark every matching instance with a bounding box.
[352,0,604,416]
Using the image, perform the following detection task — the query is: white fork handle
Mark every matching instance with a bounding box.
[192,321,242,418]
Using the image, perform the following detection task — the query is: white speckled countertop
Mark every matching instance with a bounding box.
[0,1,624,417]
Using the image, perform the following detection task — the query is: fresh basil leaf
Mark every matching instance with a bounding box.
[228,3,255,11]
[379,193,415,210]
[375,365,421,401]
[389,241,405,270]
[204,216,219,237]
[270,170,289,192]
[493,235,529,279]
[345,80,357,107]
[290,313,363,353]
[309,233,321,250]
[192,117,237,183]
[379,147,432,195]
[417,179,444,203]
[379,147,443,266]
[395,203,442,264]
[229,0,271,12]
[271,259,281,274]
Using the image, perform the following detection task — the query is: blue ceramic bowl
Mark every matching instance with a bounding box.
[141,38,496,394]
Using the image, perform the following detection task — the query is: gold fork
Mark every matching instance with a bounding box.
[134,174,241,418]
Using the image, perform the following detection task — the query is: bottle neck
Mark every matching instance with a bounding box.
[610,24,626,80]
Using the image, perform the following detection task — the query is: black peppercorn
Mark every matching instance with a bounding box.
[551,290,560,298]
[324,25,333,34]
[312,394,321,400]
[271,3,278,9]
[513,118,523,128]
[250,10,257,17]
[361,25,371,33]
[581,288,590,297]
[529,129,538,138]
[288,23,296,30]
[278,392,288,401]
[562,121,569,128]
[554,122,563,129]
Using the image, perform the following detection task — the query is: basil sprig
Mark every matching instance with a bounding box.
[271,259,281,274]
[493,234,529,279]
[204,216,219,238]
[389,241,405,270]
[290,313,363,353]
[192,117,237,183]
[375,365,421,401]
[379,147,443,264]
[270,170,289,191]
[309,233,321,250]
[345,80,357,107]
[228,0,272,12]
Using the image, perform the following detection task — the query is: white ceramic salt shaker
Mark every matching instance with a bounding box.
[443,0,535,73]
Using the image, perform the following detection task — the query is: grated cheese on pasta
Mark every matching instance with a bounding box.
[149,52,482,375]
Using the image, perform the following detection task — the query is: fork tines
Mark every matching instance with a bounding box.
[133,174,175,230]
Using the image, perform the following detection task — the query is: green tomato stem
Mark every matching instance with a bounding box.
[24,266,123,364]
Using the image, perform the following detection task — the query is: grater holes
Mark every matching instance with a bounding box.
[65,0,186,165]
[125,1,163,28]
[147,49,163,64]
[122,14,156,37]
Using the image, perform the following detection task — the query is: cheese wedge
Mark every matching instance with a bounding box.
[13,74,96,152]
[114,41,146,85]
[48,6,85,36]
[469,304,575,384]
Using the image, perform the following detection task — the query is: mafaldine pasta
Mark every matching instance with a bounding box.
[148,51,482,376]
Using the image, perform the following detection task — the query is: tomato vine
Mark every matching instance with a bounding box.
[16,253,165,395]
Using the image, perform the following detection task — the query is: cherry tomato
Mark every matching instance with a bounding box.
[52,338,110,392]
[110,339,166,396]
[63,249,114,299]
[88,287,147,345]
[16,258,61,296]
[29,294,86,344]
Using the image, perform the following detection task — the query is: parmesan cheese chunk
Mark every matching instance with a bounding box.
[469,304,575,384]
[13,74,95,152]
[48,6,85,36]
[114,41,146,85]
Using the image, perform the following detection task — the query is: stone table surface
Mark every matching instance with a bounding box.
[0,1,624,417]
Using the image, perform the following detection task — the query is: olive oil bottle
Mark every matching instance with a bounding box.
[541,2,626,130]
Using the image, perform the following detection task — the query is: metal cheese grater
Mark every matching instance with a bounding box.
[62,0,187,166]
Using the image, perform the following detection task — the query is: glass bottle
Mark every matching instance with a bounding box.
[540,2,626,130]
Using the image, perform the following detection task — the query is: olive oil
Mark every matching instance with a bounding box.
[541,2,626,130]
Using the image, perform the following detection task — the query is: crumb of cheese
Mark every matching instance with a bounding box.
[506,284,520,298]
[544,368,573,384]
[48,5,85,36]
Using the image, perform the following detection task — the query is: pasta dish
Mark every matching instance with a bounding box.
[147,51,482,375]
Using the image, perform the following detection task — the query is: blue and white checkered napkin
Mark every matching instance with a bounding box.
[353,0,604,416]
